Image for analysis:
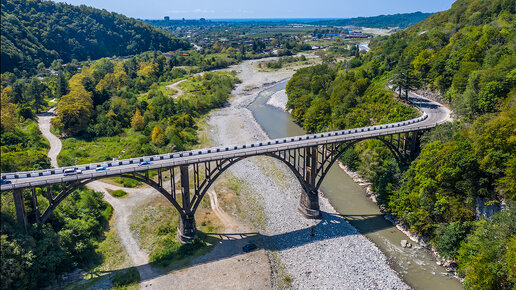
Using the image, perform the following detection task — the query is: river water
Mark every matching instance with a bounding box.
[248,80,462,290]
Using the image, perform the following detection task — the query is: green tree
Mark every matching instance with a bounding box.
[28,78,46,113]
[457,204,516,289]
[477,81,505,113]
[52,74,93,136]
[391,56,419,99]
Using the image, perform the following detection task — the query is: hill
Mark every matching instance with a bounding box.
[311,12,432,29]
[286,0,515,287]
[0,0,190,74]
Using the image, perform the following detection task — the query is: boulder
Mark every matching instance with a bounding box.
[401,240,412,248]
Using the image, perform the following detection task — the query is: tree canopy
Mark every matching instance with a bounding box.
[0,0,190,75]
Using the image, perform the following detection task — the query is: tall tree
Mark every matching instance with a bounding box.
[28,78,46,113]
[391,56,419,99]
[52,74,93,136]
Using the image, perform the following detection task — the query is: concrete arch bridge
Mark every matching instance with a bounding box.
[0,94,450,242]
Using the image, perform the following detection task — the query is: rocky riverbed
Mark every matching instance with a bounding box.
[207,57,408,289]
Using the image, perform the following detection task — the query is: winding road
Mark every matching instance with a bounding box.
[37,108,61,168]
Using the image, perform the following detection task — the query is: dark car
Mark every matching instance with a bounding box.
[138,161,152,166]
[242,243,257,253]
[1,179,12,185]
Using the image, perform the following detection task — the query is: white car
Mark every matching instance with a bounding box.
[63,168,82,176]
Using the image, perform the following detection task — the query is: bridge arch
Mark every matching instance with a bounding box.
[312,137,408,191]
[189,153,311,214]
[36,173,184,229]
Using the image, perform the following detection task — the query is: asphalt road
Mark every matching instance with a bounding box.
[0,91,450,191]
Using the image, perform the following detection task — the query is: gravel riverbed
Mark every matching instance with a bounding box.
[207,57,408,289]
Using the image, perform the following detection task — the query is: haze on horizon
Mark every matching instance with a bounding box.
[59,0,456,20]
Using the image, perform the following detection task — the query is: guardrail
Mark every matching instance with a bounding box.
[0,117,439,191]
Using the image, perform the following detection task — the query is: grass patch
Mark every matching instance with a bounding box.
[268,251,294,289]
[94,226,130,272]
[58,129,151,166]
[130,202,180,254]
[129,191,221,270]
[112,177,142,188]
[150,237,207,267]
[61,276,104,290]
[108,189,129,198]
[110,267,140,289]
[229,176,268,230]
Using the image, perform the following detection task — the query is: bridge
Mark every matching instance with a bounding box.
[0,93,450,243]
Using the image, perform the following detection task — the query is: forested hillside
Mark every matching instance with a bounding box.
[286,0,515,287]
[0,0,190,75]
[312,11,432,29]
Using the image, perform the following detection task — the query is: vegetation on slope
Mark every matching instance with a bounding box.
[1,0,190,75]
[1,188,112,289]
[286,0,515,287]
[53,54,238,165]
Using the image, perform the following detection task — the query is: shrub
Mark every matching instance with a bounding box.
[111,267,140,288]
[110,189,128,198]
[434,221,472,259]
[113,177,141,188]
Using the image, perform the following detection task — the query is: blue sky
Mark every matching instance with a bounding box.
[60,0,456,20]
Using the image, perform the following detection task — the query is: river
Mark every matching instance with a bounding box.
[248,80,462,290]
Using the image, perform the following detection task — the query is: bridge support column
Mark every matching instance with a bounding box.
[177,165,197,243]
[298,146,322,219]
[298,189,321,219]
[177,213,197,243]
[13,189,28,231]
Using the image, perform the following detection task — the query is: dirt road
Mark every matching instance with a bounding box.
[166,79,186,99]
[37,108,61,168]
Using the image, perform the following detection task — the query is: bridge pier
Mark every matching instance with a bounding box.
[13,189,28,231]
[177,165,197,243]
[298,189,321,219]
[297,146,322,219]
[177,213,197,243]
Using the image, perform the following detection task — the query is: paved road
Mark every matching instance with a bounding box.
[0,91,450,191]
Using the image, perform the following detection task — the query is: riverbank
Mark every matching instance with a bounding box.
[266,78,462,287]
[206,56,408,288]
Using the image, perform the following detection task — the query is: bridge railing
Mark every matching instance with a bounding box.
[1,112,432,186]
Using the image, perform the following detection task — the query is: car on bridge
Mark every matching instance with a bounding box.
[1,179,12,185]
[138,161,153,166]
[95,166,110,172]
[63,168,82,176]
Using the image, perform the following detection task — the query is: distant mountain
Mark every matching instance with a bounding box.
[0,0,190,74]
[310,12,433,29]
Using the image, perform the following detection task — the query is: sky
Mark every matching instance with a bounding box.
[59,0,456,20]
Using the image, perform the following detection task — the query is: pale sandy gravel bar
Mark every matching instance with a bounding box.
[266,89,288,111]
[206,56,408,289]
